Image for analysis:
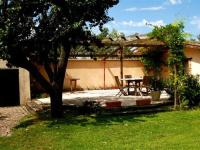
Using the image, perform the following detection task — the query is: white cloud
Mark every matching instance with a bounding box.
[168,0,182,5]
[121,19,165,28]
[102,19,165,36]
[190,16,200,29]
[125,6,164,12]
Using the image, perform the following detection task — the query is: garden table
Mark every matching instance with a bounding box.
[121,77,143,95]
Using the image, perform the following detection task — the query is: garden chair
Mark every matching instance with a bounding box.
[124,75,134,86]
[114,76,128,97]
[139,76,152,95]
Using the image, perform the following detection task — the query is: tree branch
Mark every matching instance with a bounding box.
[22,60,54,94]
[56,44,70,87]
[44,62,54,83]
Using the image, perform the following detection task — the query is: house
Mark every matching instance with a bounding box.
[3,38,199,102]
[62,39,200,90]
[184,42,200,75]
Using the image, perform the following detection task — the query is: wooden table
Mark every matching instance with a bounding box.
[121,77,143,95]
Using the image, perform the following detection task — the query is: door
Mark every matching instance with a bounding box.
[0,69,19,106]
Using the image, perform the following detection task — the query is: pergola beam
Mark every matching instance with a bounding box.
[101,38,165,47]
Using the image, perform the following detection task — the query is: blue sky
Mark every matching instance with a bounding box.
[95,0,200,38]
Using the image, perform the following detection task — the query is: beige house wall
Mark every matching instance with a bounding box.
[64,59,144,90]
[64,47,200,90]
[184,47,200,75]
[34,46,200,91]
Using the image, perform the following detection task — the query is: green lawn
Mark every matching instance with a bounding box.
[1,109,200,150]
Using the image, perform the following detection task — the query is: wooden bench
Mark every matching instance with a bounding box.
[70,78,80,92]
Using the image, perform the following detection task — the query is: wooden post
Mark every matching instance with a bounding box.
[103,60,106,90]
[120,46,124,86]
[174,64,177,108]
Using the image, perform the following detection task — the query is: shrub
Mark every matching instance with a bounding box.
[179,75,200,107]
[165,75,200,108]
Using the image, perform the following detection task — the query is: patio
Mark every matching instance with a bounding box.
[36,89,170,108]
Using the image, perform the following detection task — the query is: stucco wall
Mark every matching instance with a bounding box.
[0,60,7,68]
[19,68,31,105]
[0,60,31,105]
[184,47,200,75]
[64,59,144,90]
[34,46,200,91]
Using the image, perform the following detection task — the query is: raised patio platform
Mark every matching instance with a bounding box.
[34,89,171,112]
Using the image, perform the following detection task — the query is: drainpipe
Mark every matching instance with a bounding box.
[103,60,106,90]
[120,46,124,86]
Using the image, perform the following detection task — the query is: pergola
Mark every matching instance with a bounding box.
[101,37,165,87]
[71,37,200,89]
[100,37,200,88]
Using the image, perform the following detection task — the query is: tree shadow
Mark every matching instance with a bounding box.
[0,115,8,120]
[15,108,158,129]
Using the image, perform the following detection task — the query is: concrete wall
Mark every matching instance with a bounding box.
[0,60,31,105]
[64,59,144,90]
[33,46,200,91]
[184,47,200,75]
[0,60,7,68]
[19,68,31,105]
[64,47,200,90]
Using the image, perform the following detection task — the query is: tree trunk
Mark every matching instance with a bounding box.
[21,44,70,118]
[50,86,63,118]
[174,65,177,108]
[49,44,70,118]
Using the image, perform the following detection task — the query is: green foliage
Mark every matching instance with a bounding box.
[0,0,119,117]
[148,21,186,73]
[165,75,200,108]
[108,28,125,40]
[97,27,109,40]
[164,76,175,101]
[0,0,119,65]
[141,47,164,75]
[150,77,164,91]
[178,75,200,107]
[71,28,133,57]
[142,22,186,80]
[148,21,187,108]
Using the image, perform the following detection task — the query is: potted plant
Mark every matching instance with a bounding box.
[150,77,164,101]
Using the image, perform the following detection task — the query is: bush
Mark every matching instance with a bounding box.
[149,77,164,91]
[179,75,200,107]
[165,75,200,108]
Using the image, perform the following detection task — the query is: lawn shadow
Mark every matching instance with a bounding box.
[15,108,159,129]
[0,115,7,120]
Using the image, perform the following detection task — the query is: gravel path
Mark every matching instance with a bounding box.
[0,106,30,136]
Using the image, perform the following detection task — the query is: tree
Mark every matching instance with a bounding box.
[148,21,186,108]
[197,34,200,41]
[70,28,133,58]
[0,0,119,118]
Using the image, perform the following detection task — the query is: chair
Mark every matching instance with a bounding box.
[124,75,133,86]
[124,75,132,79]
[124,74,138,95]
[114,76,128,97]
[139,76,152,95]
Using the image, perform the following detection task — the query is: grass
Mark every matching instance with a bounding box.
[1,109,200,150]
